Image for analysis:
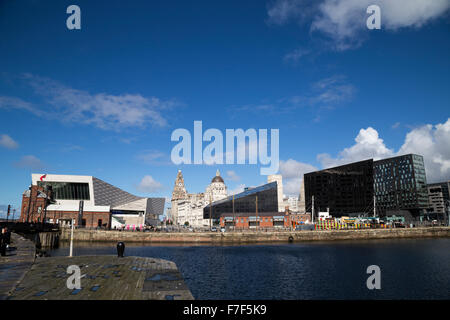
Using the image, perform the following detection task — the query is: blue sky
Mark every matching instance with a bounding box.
[1,0,449,216]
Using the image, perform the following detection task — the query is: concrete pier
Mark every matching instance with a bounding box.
[1,233,194,300]
[0,233,36,300]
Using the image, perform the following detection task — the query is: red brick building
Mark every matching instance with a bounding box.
[219,210,312,230]
[20,185,112,228]
[20,185,49,224]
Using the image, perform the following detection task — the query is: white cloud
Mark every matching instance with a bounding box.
[231,75,355,119]
[226,170,240,181]
[136,151,170,165]
[279,159,317,196]
[268,0,450,50]
[283,48,311,64]
[61,145,83,152]
[398,119,450,182]
[3,74,179,130]
[228,184,246,196]
[0,96,40,116]
[0,134,19,149]
[137,175,164,193]
[392,122,401,129]
[318,127,394,168]
[267,0,317,25]
[310,75,355,105]
[14,155,45,170]
[317,118,450,183]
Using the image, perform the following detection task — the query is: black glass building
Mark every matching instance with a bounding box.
[374,154,428,216]
[304,159,374,217]
[203,182,278,220]
[304,154,429,218]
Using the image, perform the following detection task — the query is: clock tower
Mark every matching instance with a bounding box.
[171,170,188,224]
[172,169,187,200]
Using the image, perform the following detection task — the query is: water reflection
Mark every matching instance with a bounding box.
[51,238,450,300]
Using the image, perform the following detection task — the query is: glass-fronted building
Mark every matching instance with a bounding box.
[374,154,428,216]
[37,181,90,200]
[21,174,165,228]
[304,159,374,217]
[303,154,429,218]
[203,182,278,220]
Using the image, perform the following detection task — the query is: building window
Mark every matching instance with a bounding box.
[38,182,90,200]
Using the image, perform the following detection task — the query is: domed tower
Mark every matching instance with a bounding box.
[205,169,227,203]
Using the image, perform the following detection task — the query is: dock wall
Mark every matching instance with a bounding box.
[59,226,450,244]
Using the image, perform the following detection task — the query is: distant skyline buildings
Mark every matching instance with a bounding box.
[0,1,449,213]
[170,169,228,227]
[427,181,450,214]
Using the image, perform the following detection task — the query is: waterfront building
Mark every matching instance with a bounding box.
[374,154,428,216]
[171,170,188,225]
[285,196,299,212]
[206,170,228,202]
[203,181,278,221]
[219,210,310,229]
[170,169,228,227]
[176,194,207,228]
[19,174,164,229]
[304,154,430,219]
[427,181,450,214]
[267,174,285,212]
[304,159,374,218]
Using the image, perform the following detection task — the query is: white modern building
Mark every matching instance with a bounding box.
[22,174,164,229]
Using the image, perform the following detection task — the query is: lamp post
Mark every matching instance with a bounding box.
[69,218,74,257]
[209,194,212,231]
[232,194,235,231]
[255,195,258,231]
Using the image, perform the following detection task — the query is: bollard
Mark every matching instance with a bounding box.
[117,241,125,257]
